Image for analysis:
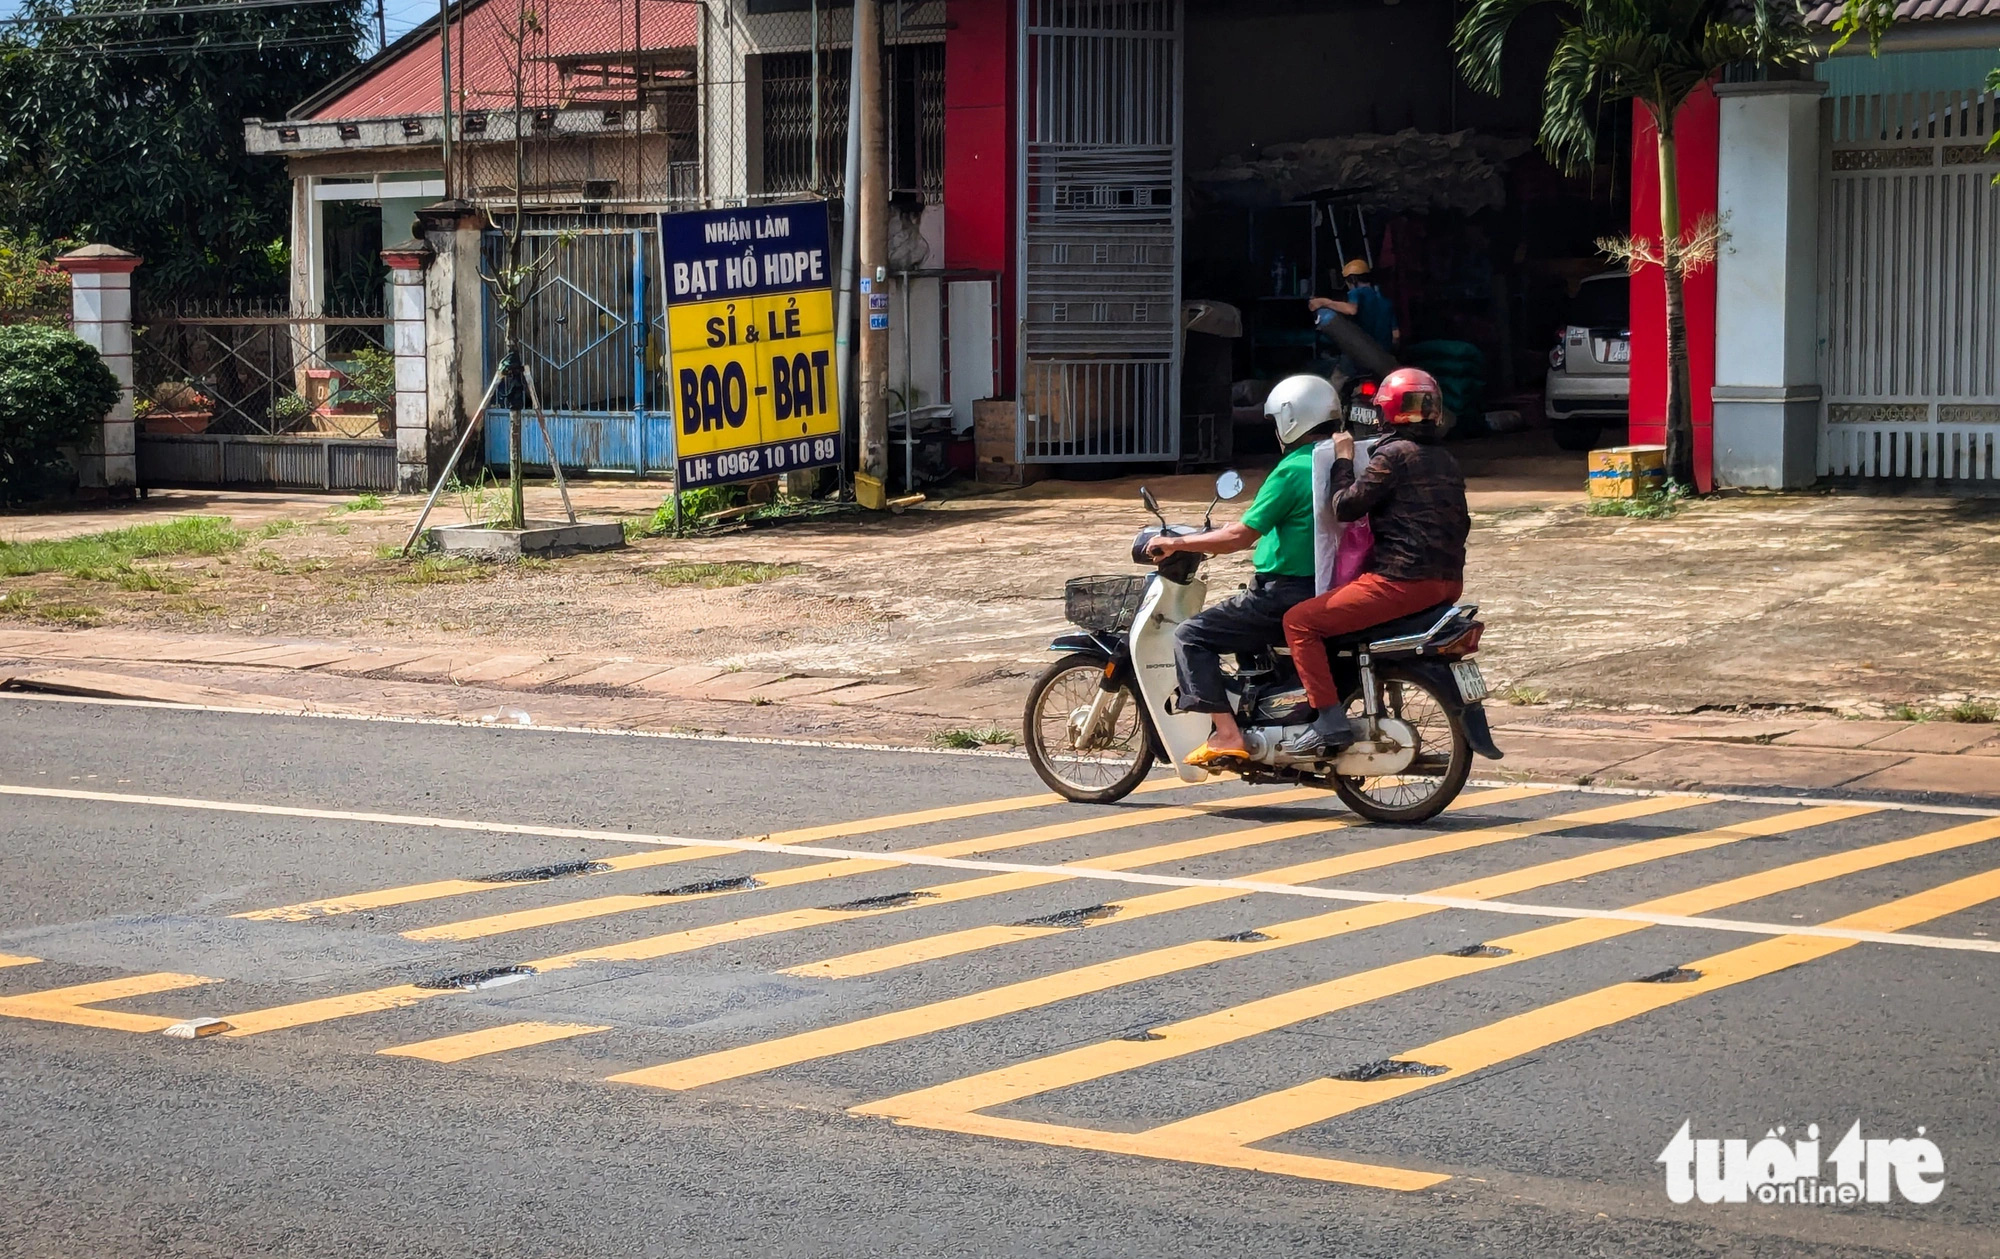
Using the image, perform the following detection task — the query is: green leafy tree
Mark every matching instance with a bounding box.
[0,323,121,501]
[1454,0,1814,488]
[0,0,368,298]
[0,227,70,311]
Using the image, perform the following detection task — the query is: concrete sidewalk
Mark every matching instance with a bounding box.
[3,625,1994,805]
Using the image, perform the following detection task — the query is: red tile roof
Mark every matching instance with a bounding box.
[310,0,698,121]
[1803,0,2000,23]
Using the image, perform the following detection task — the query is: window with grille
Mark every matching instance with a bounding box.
[760,43,944,203]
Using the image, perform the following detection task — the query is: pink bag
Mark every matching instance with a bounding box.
[1332,516,1375,589]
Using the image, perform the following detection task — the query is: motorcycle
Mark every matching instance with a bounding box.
[1022,471,1503,823]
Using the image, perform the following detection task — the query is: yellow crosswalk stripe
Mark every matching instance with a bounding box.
[210,787,1540,1040]
[379,1021,610,1063]
[1147,855,2000,1152]
[785,785,1594,979]
[0,973,218,1033]
[607,794,1700,1091]
[860,803,1880,1120]
[403,786,1332,942]
[0,953,40,968]
[237,779,1192,923]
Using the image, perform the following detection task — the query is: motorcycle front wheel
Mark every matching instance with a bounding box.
[1023,653,1156,804]
[1330,666,1471,824]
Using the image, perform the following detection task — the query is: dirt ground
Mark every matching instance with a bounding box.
[4,429,1997,716]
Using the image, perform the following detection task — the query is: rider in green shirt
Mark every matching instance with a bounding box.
[1144,376,1339,767]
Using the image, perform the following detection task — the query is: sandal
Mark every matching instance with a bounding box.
[1185,742,1252,769]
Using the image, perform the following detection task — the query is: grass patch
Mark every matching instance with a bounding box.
[0,590,105,626]
[254,519,301,540]
[338,493,386,513]
[929,725,1019,750]
[1945,701,1997,724]
[1889,703,1929,723]
[1501,685,1548,706]
[1585,484,1691,520]
[0,516,244,579]
[398,555,495,585]
[648,560,799,589]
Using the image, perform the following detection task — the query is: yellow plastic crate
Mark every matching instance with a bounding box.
[1587,445,1667,499]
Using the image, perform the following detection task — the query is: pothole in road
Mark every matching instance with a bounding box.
[473,860,613,884]
[1215,930,1273,943]
[1640,966,1704,984]
[1336,1059,1450,1082]
[826,891,938,911]
[653,876,763,896]
[1120,1030,1166,1042]
[1016,904,1120,929]
[417,965,536,991]
[1445,944,1512,958]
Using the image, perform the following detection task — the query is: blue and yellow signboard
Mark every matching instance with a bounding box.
[660,202,840,488]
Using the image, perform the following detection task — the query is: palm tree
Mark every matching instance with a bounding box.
[1454,0,1813,488]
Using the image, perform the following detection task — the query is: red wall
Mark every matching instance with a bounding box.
[1629,86,1718,491]
[944,0,1016,393]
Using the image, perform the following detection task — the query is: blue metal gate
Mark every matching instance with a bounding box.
[482,223,676,476]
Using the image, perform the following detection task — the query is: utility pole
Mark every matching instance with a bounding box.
[375,0,387,54]
[438,0,453,198]
[854,0,889,509]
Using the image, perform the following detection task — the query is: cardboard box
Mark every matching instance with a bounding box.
[973,399,1015,448]
[975,452,1048,487]
[1587,445,1667,499]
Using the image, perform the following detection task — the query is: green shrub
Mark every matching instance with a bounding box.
[344,347,397,419]
[0,324,121,503]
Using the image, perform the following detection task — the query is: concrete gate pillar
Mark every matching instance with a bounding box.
[381,241,435,493]
[414,200,491,485]
[52,244,142,493]
[1712,80,1826,489]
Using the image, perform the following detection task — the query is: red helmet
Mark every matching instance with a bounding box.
[1375,367,1444,426]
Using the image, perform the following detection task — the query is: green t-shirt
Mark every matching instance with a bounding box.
[1240,443,1318,578]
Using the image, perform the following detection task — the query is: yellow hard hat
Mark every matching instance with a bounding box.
[1341,258,1372,278]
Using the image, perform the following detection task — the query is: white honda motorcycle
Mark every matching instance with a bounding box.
[1022,471,1503,823]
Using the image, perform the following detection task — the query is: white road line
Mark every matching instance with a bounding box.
[5,782,1999,955]
[5,689,1997,819]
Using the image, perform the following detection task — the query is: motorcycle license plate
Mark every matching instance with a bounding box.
[1349,404,1379,426]
[1449,660,1488,702]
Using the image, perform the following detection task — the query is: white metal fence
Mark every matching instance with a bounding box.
[1818,88,2000,481]
[1016,0,1183,463]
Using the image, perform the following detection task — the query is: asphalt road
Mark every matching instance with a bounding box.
[2,695,1996,1259]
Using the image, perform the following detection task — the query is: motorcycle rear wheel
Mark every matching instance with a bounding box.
[1330,666,1471,824]
[1023,653,1156,804]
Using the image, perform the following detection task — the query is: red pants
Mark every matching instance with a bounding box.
[1282,573,1463,710]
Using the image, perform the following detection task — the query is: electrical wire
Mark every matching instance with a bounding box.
[26,31,359,55]
[0,0,356,21]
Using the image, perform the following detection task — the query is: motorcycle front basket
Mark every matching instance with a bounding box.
[1064,574,1150,635]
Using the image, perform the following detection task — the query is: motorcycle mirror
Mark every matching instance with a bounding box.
[1138,486,1165,524]
[1214,470,1244,501]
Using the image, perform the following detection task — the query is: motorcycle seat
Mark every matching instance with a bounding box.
[1326,601,1463,650]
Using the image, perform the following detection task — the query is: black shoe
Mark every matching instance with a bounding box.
[1286,709,1355,757]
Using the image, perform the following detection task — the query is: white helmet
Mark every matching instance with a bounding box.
[1263,374,1338,447]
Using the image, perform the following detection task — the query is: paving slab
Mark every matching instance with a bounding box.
[1,667,337,713]
[152,638,285,664]
[1669,718,1815,744]
[1862,723,2000,754]
[558,661,674,689]
[506,658,615,689]
[383,653,474,680]
[1604,742,1905,792]
[444,654,549,685]
[628,665,726,696]
[236,644,362,670]
[1486,732,1671,783]
[743,675,858,702]
[318,647,442,676]
[1774,720,1914,750]
[811,681,928,706]
[692,670,790,701]
[1841,753,2000,797]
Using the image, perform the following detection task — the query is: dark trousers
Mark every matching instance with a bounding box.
[1171,574,1316,715]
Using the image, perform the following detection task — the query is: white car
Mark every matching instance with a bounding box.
[1544,271,1630,451]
